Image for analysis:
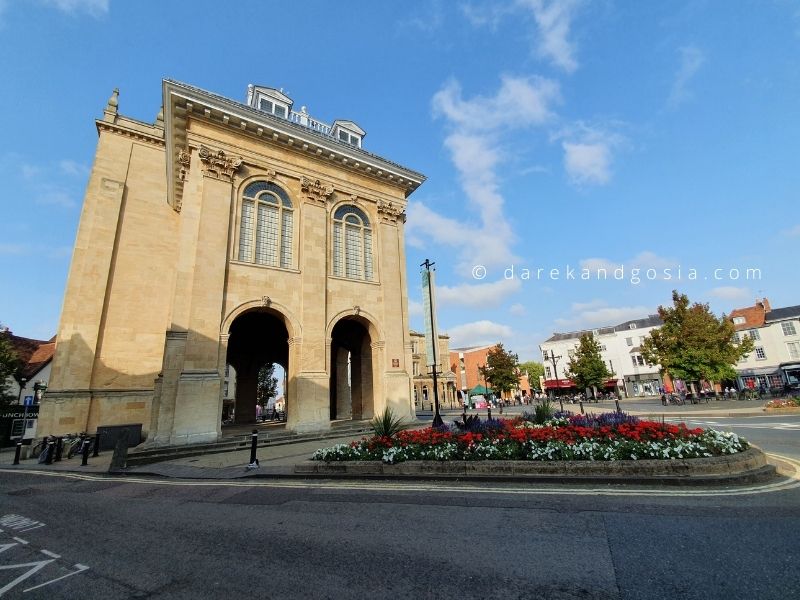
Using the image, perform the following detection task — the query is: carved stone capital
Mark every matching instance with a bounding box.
[198,145,243,181]
[377,199,406,224]
[301,176,334,204]
[177,147,191,182]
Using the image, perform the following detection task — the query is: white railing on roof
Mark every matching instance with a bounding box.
[288,109,331,136]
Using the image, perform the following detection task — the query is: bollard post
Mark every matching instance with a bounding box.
[487,406,492,420]
[81,439,90,466]
[13,442,22,465]
[93,432,101,457]
[559,399,564,412]
[54,437,63,462]
[45,438,55,465]
[249,429,259,467]
[579,401,585,415]
[615,399,621,413]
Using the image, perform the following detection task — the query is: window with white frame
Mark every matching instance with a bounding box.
[337,129,362,147]
[237,181,293,268]
[788,342,800,360]
[768,374,784,388]
[258,97,288,119]
[755,346,766,360]
[733,316,746,325]
[332,204,373,281]
[782,321,797,336]
[545,366,552,378]
[413,362,419,376]
[626,337,633,346]
[631,355,645,367]
[749,329,761,341]
[732,332,741,344]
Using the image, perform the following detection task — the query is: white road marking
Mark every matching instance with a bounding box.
[22,563,89,593]
[11,538,27,545]
[2,457,800,497]
[39,550,60,559]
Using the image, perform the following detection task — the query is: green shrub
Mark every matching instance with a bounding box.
[370,407,408,438]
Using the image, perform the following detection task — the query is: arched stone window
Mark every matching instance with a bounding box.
[238,181,293,268]
[332,204,373,280]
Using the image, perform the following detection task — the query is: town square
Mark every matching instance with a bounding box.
[1,1,799,598]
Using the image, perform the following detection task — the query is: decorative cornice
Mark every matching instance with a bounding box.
[177,147,191,182]
[198,145,243,181]
[96,120,165,148]
[376,199,406,224]
[301,176,334,204]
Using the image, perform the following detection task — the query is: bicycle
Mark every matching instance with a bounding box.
[66,433,94,459]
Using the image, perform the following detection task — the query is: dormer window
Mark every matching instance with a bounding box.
[332,120,365,149]
[258,97,288,119]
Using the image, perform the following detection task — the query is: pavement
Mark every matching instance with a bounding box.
[0,396,781,481]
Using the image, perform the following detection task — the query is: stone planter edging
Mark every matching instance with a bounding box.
[295,447,769,481]
[763,406,800,414]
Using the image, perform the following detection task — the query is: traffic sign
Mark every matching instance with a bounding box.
[23,396,34,406]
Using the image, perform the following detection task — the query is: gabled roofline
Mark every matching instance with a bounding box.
[163,79,425,212]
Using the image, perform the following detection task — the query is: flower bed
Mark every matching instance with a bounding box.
[311,413,748,464]
[765,397,800,409]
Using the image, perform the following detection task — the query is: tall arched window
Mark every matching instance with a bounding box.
[332,204,373,280]
[238,181,293,268]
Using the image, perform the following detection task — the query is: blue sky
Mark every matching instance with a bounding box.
[1,0,798,360]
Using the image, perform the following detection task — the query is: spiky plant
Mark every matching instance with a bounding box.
[370,407,409,438]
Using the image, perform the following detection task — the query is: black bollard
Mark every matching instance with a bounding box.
[13,442,22,465]
[54,437,63,462]
[579,401,585,415]
[615,399,621,413]
[487,406,492,420]
[249,429,259,466]
[45,439,55,465]
[559,399,564,412]
[93,432,100,457]
[81,439,90,466]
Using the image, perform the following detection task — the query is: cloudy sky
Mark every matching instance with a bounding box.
[1,0,798,359]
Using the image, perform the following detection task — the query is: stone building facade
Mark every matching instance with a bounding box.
[409,331,457,409]
[39,81,425,446]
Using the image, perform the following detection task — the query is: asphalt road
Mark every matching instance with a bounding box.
[1,458,799,599]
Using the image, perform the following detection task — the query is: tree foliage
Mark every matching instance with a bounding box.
[518,360,545,391]
[640,290,754,383]
[0,326,20,408]
[256,363,278,405]
[564,333,614,393]
[480,344,520,394]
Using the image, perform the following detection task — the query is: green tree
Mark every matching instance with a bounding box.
[0,326,20,408]
[640,290,754,384]
[256,363,278,405]
[480,344,520,395]
[518,360,545,391]
[564,333,613,395]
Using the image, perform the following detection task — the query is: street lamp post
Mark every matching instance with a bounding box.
[17,376,28,442]
[545,350,562,400]
[421,259,443,428]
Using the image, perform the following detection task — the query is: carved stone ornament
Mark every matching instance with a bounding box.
[177,148,191,182]
[301,176,334,204]
[264,169,277,182]
[377,199,406,223]
[262,296,271,307]
[198,145,243,181]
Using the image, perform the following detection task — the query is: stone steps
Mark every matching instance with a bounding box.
[125,422,374,466]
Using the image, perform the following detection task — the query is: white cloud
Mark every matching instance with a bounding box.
[59,160,90,177]
[555,122,625,187]
[21,164,41,180]
[447,320,514,348]
[34,186,76,208]
[518,0,582,73]
[40,0,109,17]
[408,299,424,317]
[460,2,514,30]
[554,303,654,331]
[437,279,522,308]
[400,0,444,34]
[0,243,28,255]
[408,76,560,275]
[708,286,751,301]
[782,224,800,237]
[579,251,677,273]
[509,303,527,316]
[668,45,705,109]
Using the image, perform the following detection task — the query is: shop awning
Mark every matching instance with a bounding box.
[543,378,575,389]
[468,384,493,396]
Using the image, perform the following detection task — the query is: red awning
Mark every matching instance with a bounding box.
[543,378,575,389]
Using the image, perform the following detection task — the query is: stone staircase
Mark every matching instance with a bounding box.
[125,420,374,467]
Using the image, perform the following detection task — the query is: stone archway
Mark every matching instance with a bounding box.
[330,317,374,421]
[226,309,289,424]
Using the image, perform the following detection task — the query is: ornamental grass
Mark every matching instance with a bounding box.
[311,413,748,464]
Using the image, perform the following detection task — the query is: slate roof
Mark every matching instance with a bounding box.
[765,305,800,323]
[4,333,56,381]
[544,314,663,343]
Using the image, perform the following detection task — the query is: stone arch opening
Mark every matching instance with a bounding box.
[225,309,289,425]
[330,317,374,421]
